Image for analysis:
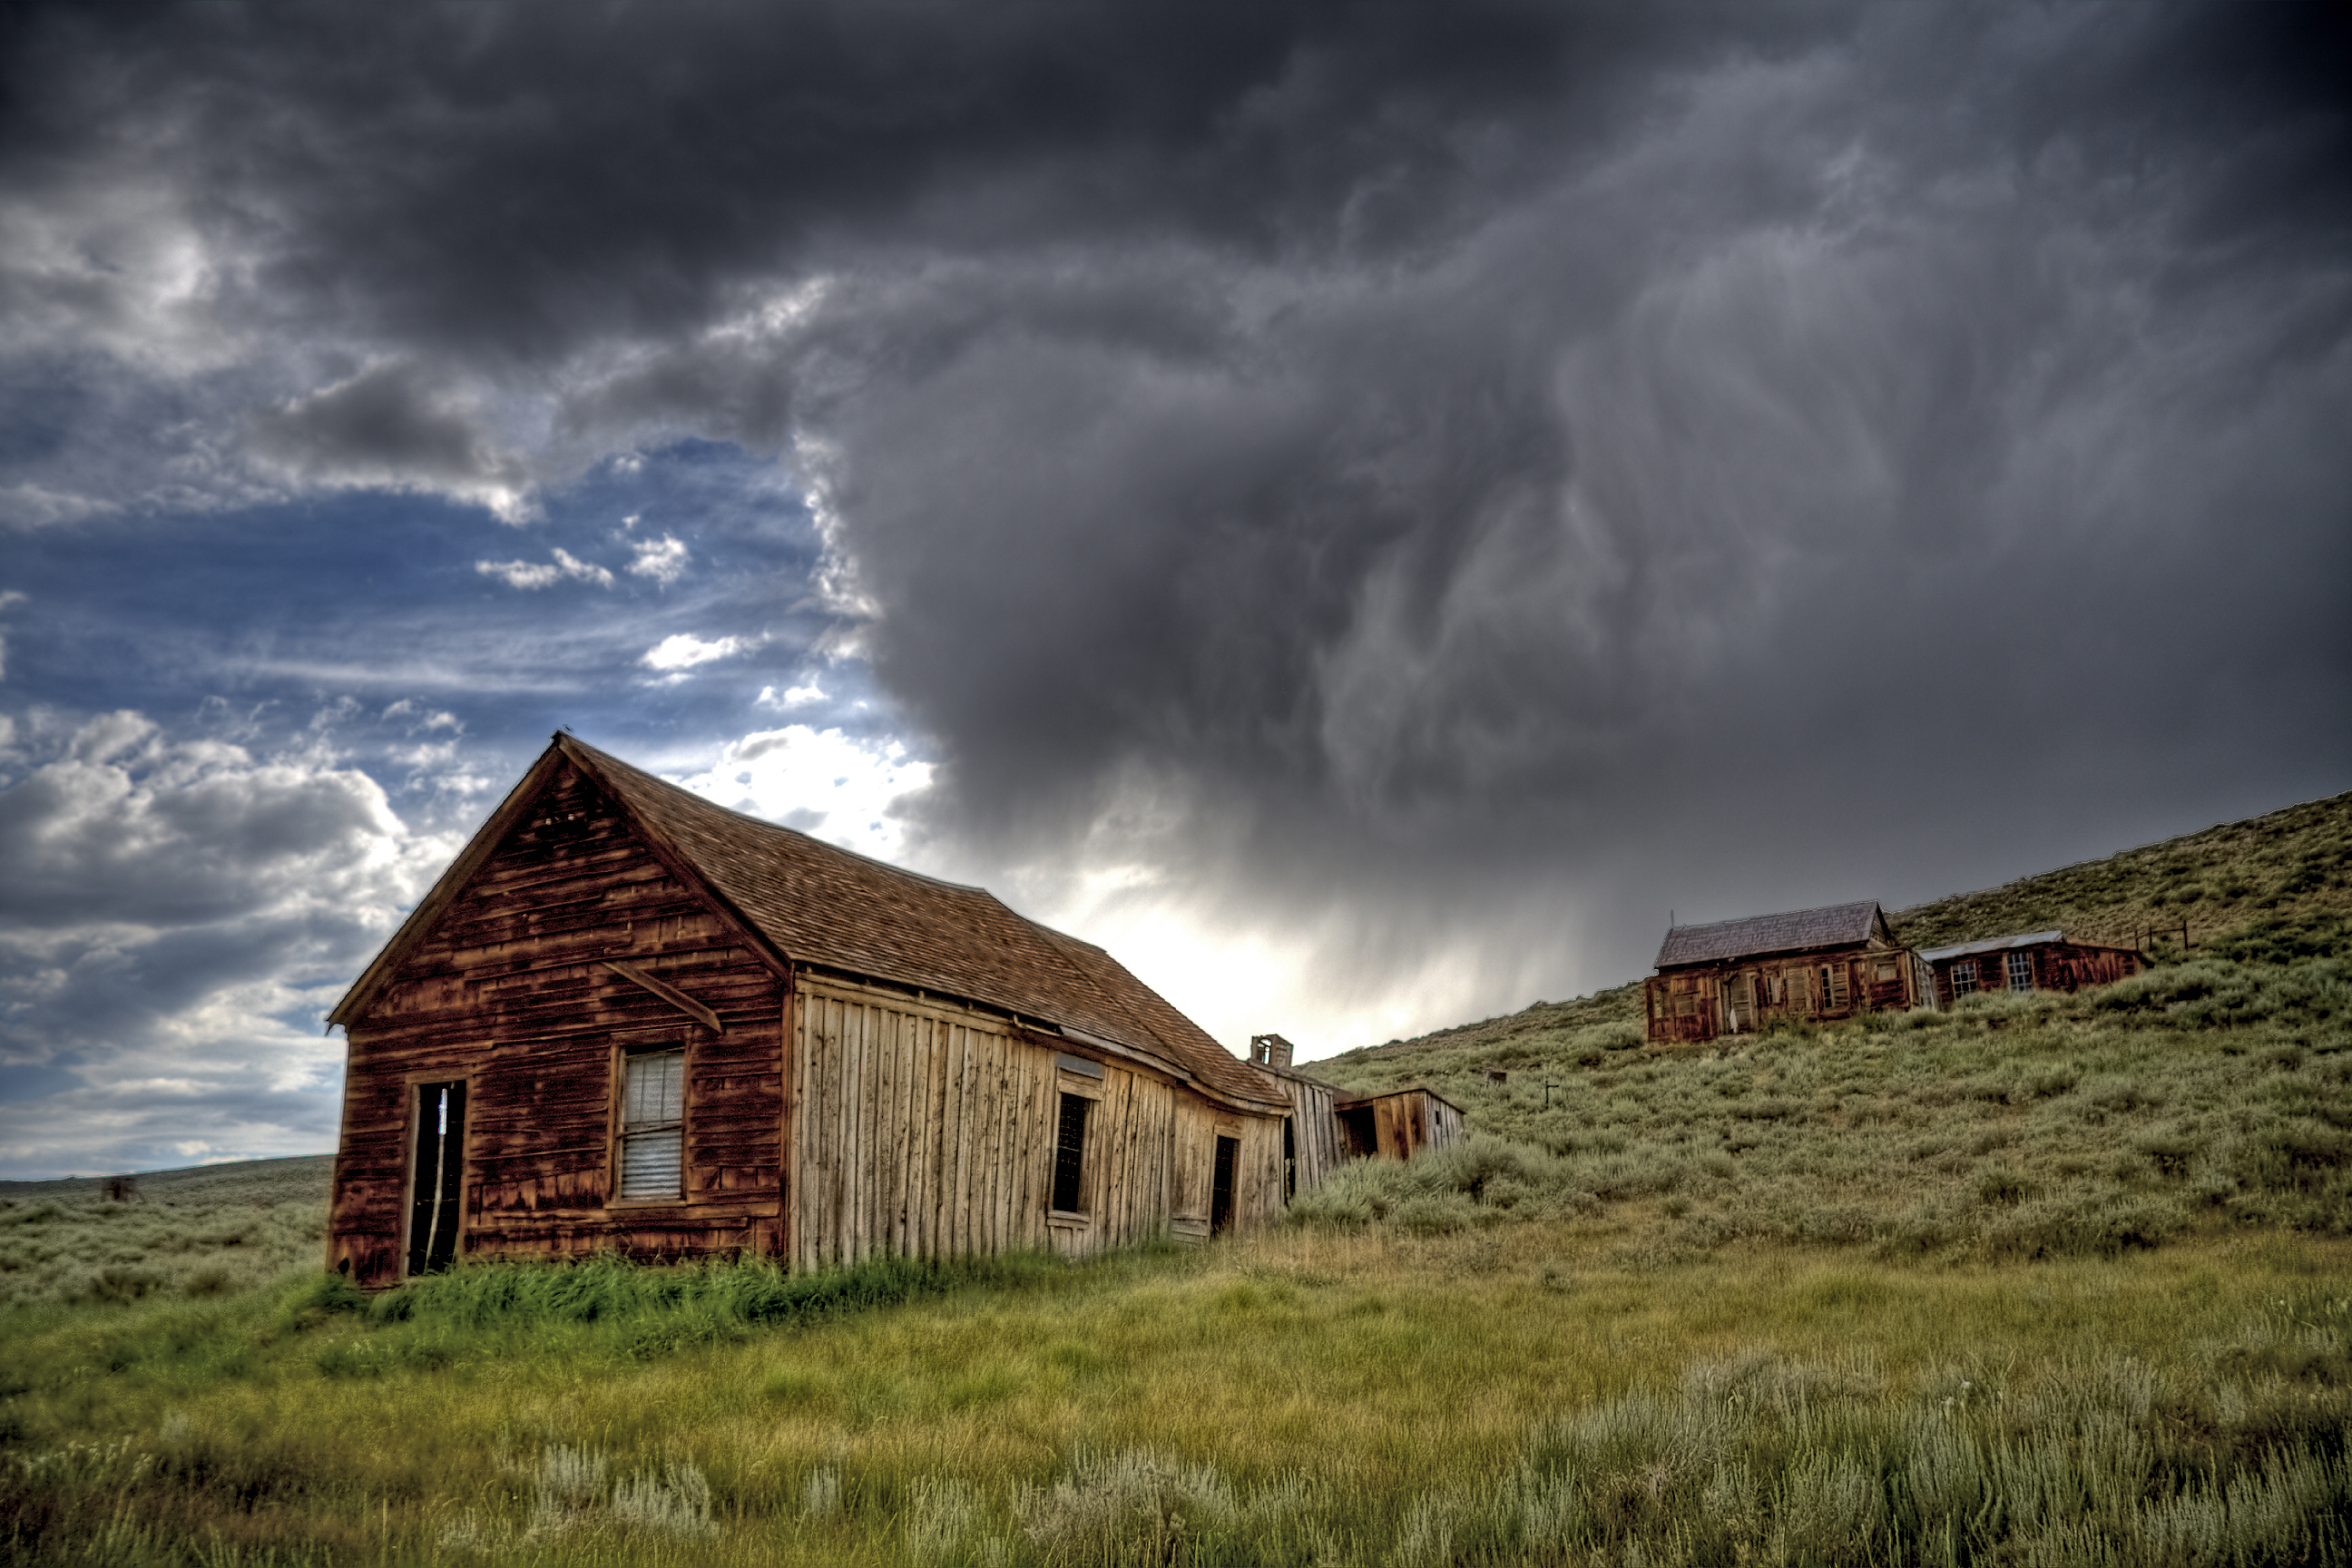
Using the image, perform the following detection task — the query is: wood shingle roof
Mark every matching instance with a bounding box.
[333,735,1286,1112]
[1653,900,1890,970]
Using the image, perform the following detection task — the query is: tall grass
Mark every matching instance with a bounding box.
[3,1229,2347,1564]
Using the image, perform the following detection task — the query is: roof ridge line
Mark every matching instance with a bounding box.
[559,733,1004,899]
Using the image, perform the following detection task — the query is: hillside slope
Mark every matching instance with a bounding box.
[1330,786,2352,1073]
[1306,790,2351,1260]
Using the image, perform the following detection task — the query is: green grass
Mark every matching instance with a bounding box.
[5,789,2349,1563]
[0,1157,330,1309]
[1,1231,2346,1564]
[1887,789,2352,956]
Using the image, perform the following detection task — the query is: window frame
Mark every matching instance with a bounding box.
[1048,1055,1105,1225]
[1949,959,1978,995]
[612,1043,689,1206]
[1049,1091,1094,1217]
[2005,951,2034,992]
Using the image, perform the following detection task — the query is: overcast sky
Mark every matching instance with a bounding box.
[2,1,2347,1178]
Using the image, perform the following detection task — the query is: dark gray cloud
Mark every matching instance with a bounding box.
[0,0,2347,1083]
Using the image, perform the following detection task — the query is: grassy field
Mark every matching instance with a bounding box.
[2,790,2347,1563]
[0,1157,331,1310]
[2,1226,2346,1564]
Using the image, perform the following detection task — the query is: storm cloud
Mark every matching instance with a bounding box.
[1,1,2347,1169]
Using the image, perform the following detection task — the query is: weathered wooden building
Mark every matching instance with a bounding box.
[1334,1087,1465,1161]
[1245,1034,1465,1191]
[1645,900,1935,1044]
[325,735,1295,1287]
[1919,930,2147,1009]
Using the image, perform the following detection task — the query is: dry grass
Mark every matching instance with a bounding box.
[1,1226,2346,1563]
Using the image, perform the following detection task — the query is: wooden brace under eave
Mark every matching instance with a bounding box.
[603,960,724,1033]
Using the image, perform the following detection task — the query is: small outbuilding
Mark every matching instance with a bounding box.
[325,735,1295,1287]
[1645,900,1934,1044]
[1245,1034,1466,1191]
[1333,1087,1465,1162]
[1919,930,2147,1009]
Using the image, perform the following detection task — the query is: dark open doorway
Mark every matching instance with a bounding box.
[407,1080,466,1277]
[1210,1134,1239,1235]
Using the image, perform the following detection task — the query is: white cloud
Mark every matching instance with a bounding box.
[626,533,690,584]
[0,710,463,1177]
[756,680,827,710]
[475,548,614,590]
[380,699,462,732]
[677,724,934,860]
[641,632,744,671]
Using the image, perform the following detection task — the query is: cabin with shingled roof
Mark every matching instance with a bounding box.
[1644,900,1936,1044]
[324,735,1301,1287]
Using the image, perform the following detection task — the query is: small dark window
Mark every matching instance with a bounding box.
[1051,1093,1091,1212]
[1950,959,1978,993]
[1210,1135,1240,1235]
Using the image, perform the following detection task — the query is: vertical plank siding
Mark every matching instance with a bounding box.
[788,974,1285,1268]
[329,763,787,1288]
[1644,944,1928,1045]
[1281,1078,1346,1195]
[333,753,1303,1289]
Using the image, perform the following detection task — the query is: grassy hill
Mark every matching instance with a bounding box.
[1306,789,2352,1260]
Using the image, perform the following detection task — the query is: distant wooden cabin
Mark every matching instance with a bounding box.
[1646,900,1934,1044]
[1919,930,2146,1009]
[1246,1034,1466,1193]
[325,735,1295,1288]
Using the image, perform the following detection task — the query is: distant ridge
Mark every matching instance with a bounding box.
[0,1153,332,1201]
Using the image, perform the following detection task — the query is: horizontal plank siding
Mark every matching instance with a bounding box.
[328,761,787,1288]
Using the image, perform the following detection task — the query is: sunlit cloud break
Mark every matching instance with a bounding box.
[679,724,935,861]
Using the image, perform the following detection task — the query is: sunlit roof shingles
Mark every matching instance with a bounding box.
[564,738,1284,1109]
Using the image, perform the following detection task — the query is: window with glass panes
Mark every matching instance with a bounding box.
[619,1049,685,1200]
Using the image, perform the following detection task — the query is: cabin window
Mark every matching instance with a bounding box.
[619,1049,685,1200]
[1784,969,1812,1011]
[2005,952,2034,992]
[1950,959,1978,993]
[1673,993,1696,1017]
[1051,1092,1092,1213]
[1875,961,1897,983]
[1824,965,1849,1009]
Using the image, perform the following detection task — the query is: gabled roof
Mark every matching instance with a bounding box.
[1918,929,2141,963]
[1654,900,1890,970]
[333,735,1286,1112]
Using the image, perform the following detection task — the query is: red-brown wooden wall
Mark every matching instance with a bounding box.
[328,762,788,1287]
